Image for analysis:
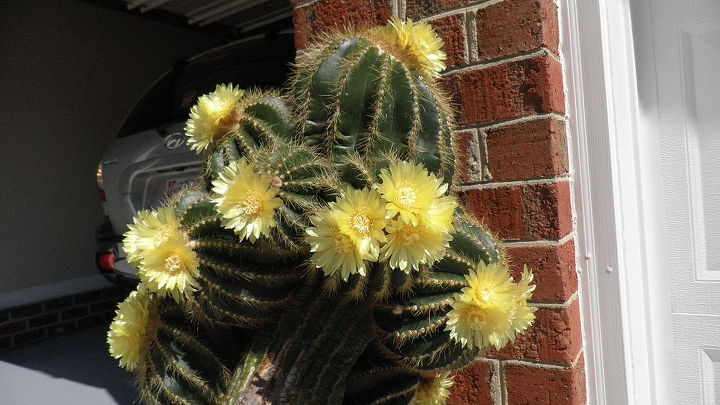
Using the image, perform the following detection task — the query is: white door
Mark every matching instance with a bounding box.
[640,1,720,403]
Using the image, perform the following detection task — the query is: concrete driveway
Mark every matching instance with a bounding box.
[0,326,138,404]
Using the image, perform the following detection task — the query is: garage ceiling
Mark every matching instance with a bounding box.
[86,0,293,39]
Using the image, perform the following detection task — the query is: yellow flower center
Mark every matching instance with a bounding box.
[333,231,354,253]
[464,305,487,330]
[156,226,175,243]
[214,107,240,135]
[396,184,417,209]
[398,226,421,246]
[477,288,495,304]
[239,192,263,219]
[350,210,372,237]
[164,253,185,275]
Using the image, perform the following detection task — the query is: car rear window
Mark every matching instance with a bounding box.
[117,33,295,138]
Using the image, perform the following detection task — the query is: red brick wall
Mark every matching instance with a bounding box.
[0,286,127,353]
[292,0,585,404]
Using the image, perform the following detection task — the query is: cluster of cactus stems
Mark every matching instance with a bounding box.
[108,19,536,405]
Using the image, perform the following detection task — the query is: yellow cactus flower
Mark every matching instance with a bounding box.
[306,208,373,280]
[107,288,158,371]
[123,207,182,267]
[212,158,283,242]
[425,195,458,234]
[412,372,454,405]
[139,235,200,302]
[369,18,447,78]
[330,187,388,261]
[377,161,455,227]
[511,267,538,334]
[185,83,244,152]
[445,261,536,350]
[381,219,451,272]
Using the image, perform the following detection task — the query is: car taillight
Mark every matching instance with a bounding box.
[97,252,116,272]
[96,162,105,202]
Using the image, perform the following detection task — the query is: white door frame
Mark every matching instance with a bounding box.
[561,0,675,403]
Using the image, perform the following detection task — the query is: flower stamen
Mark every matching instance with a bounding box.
[350,211,372,237]
[238,192,263,218]
[396,184,417,209]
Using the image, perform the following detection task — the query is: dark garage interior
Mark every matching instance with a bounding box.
[0,1,293,402]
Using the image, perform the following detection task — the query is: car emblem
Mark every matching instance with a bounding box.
[164,132,186,149]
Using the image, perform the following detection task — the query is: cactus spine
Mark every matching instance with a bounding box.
[108,19,535,405]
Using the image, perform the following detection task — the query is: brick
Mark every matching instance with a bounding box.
[13,328,46,346]
[0,320,27,335]
[9,303,43,319]
[406,0,468,20]
[293,6,312,50]
[453,130,484,184]
[444,55,564,125]
[293,0,392,49]
[90,300,118,314]
[429,14,466,69]
[448,360,497,405]
[75,290,102,304]
[29,313,59,329]
[475,0,559,61]
[506,239,577,302]
[505,356,586,405]
[77,314,108,329]
[0,336,11,352]
[47,322,77,338]
[61,306,89,321]
[43,296,75,311]
[460,181,572,240]
[486,299,582,364]
[486,118,568,181]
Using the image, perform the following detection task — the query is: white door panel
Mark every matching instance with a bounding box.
[673,314,720,404]
[646,1,720,403]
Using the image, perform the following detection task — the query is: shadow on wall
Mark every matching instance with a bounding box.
[0,0,223,294]
[0,326,137,404]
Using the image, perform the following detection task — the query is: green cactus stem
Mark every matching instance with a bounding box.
[115,20,534,405]
[202,90,295,188]
[291,33,455,183]
[372,211,503,373]
[137,300,239,405]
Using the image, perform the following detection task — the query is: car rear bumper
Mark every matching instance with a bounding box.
[96,218,139,288]
[99,269,139,289]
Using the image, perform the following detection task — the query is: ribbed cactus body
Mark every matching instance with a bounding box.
[138,300,235,405]
[116,21,533,405]
[343,366,420,405]
[173,141,338,326]
[224,273,377,405]
[207,140,339,254]
[293,36,455,183]
[251,141,340,250]
[202,91,295,188]
[373,212,502,373]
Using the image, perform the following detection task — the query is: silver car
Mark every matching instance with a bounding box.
[95,32,294,285]
[95,123,201,284]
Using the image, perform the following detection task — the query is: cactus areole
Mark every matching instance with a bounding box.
[107,20,537,405]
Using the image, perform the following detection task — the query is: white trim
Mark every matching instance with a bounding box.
[0,275,111,310]
[561,0,675,404]
[626,0,676,402]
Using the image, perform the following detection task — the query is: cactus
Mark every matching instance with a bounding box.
[108,19,536,405]
[291,25,455,184]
